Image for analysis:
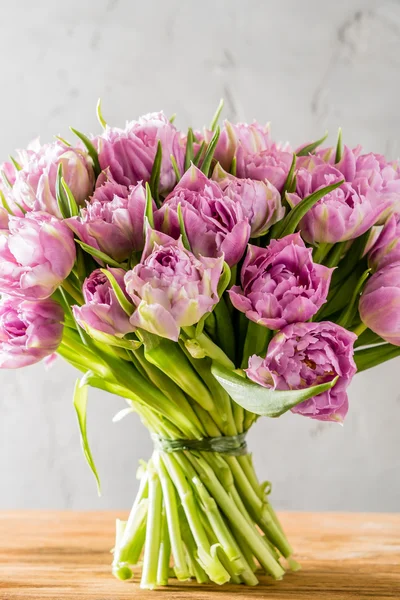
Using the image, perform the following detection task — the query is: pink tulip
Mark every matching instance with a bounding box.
[359,262,400,345]
[211,163,284,237]
[125,232,223,341]
[67,180,152,262]
[246,321,357,422]
[0,212,76,299]
[73,268,134,337]
[97,112,185,195]
[156,164,250,266]
[0,296,64,368]
[12,139,94,217]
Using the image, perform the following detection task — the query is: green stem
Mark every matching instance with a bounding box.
[153,453,190,581]
[313,242,333,263]
[352,322,367,337]
[61,279,83,304]
[183,327,235,370]
[186,452,285,579]
[161,453,230,584]
[224,455,292,558]
[213,298,236,362]
[174,453,258,586]
[180,347,237,436]
[145,339,215,412]
[140,465,163,590]
[113,472,149,570]
[156,506,171,586]
[179,508,209,583]
[241,321,272,369]
[233,402,244,433]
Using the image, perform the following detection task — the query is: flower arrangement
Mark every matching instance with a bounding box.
[2,100,400,589]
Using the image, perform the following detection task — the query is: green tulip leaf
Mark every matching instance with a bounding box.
[211,362,339,418]
[73,380,101,495]
[201,126,220,177]
[209,98,224,131]
[297,131,328,157]
[354,344,400,372]
[61,176,79,217]
[335,127,343,163]
[149,140,162,206]
[184,128,194,172]
[96,98,107,129]
[144,182,155,229]
[170,154,181,182]
[55,163,70,219]
[177,203,191,251]
[273,179,344,239]
[70,127,101,177]
[100,268,134,316]
[193,141,206,167]
[75,239,126,269]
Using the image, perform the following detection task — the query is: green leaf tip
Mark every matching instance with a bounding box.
[335,127,343,163]
[209,98,224,131]
[96,98,107,129]
[70,127,101,177]
[297,131,328,157]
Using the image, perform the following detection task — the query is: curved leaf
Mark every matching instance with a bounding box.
[100,268,134,316]
[211,363,338,418]
[70,127,101,177]
[73,380,101,494]
[273,180,344,239]
[75,239,126,269]
[297,131,328,157]
[201,126,220,176]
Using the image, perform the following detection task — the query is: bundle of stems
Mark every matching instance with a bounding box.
[57,284,295,589]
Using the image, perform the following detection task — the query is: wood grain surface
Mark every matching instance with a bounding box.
[0,511,399,599]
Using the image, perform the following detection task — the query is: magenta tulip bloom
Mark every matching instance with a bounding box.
[359,263,400,345]
[98,112,184,195]
[0,296,64,368]
[0,212,76,300]
[156,164,250,266]
[12,139,94,217]
[229,233,333,329]
[73,268,134,337]
[67,181,151,262]
[212,163,284,237]
[125,233,223,341]
[288,151,388,244]
[246,321,357,422]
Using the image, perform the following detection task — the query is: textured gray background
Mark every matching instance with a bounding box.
[1,0,400,511]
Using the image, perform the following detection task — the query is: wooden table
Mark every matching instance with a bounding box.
[0,512,399,599]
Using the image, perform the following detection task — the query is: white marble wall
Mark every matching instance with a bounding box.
[1,0,400,510]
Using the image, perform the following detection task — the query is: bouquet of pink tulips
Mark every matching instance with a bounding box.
[1,100,400,589]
